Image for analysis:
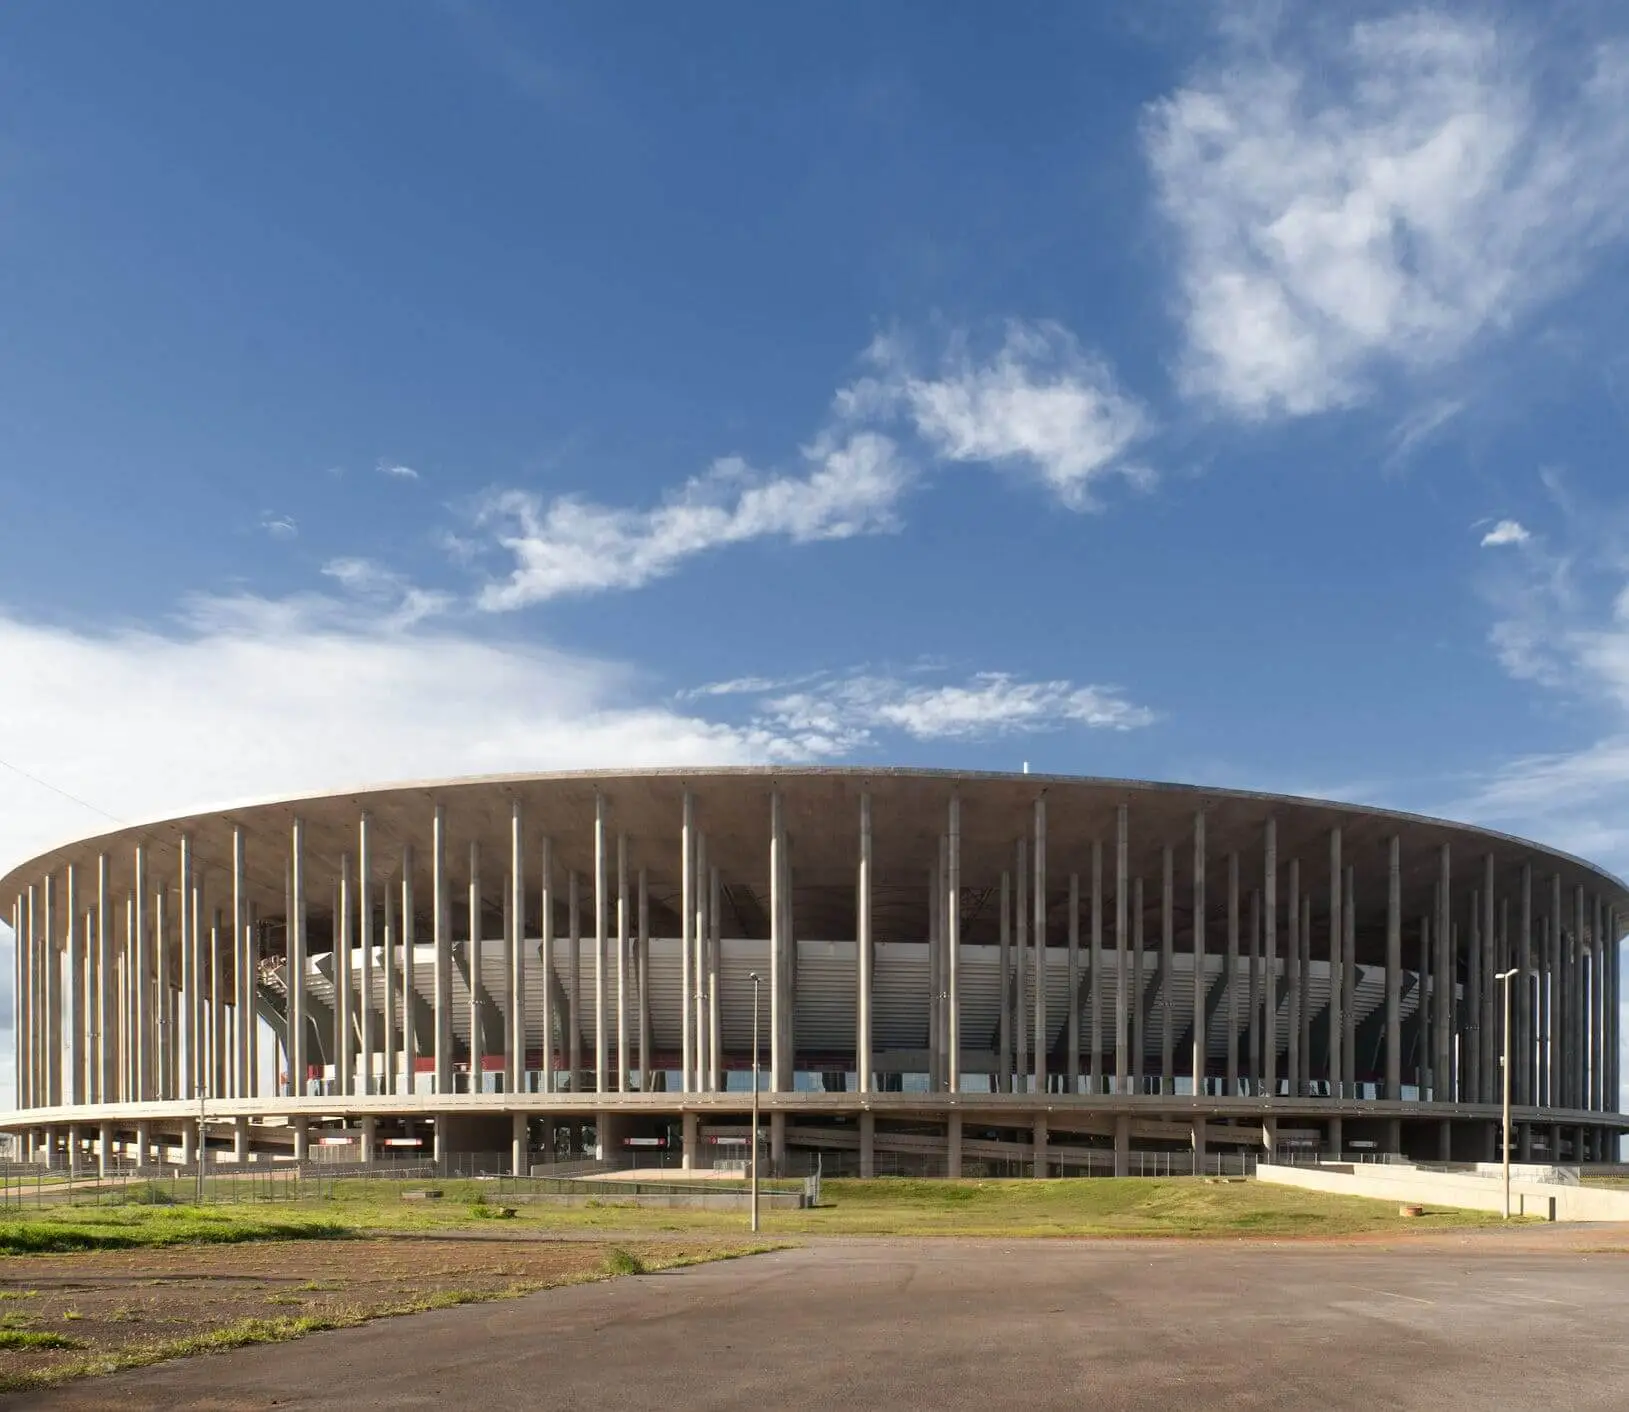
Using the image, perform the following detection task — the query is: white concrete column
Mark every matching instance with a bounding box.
[769,791,783,1093]
[431,806,452,1097]
[1159,843,1173,1095]
[616,833,629,1092]
[233,1116,248,1166]
[1225,853,1239,1095]
[1015,835,1027,1090]
[1287,858,1301,1094]
[134,848,152,1101]
[1192,811,1206,1096]
[568,869,581,1088]
[1437,849,1453,1100]
[1518,864,1532,1107]
[1067,871,1080,1093]
[11,894,22,1112]
[210,909,225,1099]
[65,866,81,1108]
[693,832,707,1093]
[1263,819,1277,1098]
[948,794,961,1095]
[230,831,246,1100]
[382,865,396,1098]
[400,845,417,1095]
[1032,796,1046,1094]
[1386,836,1402,1101]
[293,1115,309,1164]
[1467,882,1482,1105]
[708,863,721,1093]
[98,1120,112,1177]
[857,793,872,1095]
[928,852,941,1092]
[360,1114,376,1165]
[96,857,111,1105]
[682,791,695,1095]
[509,799,525,1096]
[637,867,651,1088]
[176,838,192,1099]
[682,1111,699,1171]
[1328,829,1342,1097]
[1090,841,1103,1094]
[358,817,373,1097]
[1343,863,1356,1096]
[43,874,59,1107]
[594,793,608,1096]
[1247,887,1262,1093]
[467,841,482,1093]
[770,1110,786,1172]
[338,853,354,1095]
[1131,877,1144,1092]
[511,1111,526,1175]
[539,837,553,1094]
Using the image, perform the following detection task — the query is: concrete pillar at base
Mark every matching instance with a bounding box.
[946,1112,962,1179]
[1485,1122,1499,1163]
[1191,1117,1207,1171]
[181,1123,196,1169]
[1114,1115,1130,1176]
[539,1117,556,1162]
[1326,1117,1342,1157]
[65,1125,79,1174]
[1386,1117,1402,1155]
[859,1112,875,1179]
[40,1127,55,1168]
[682,1113,699,1171]
[361,1116,377,1166]
[98,1122,111,1179]
[509,1112,525,1175]
[770,1112,786,1174]
[1519,1123,1532,1162]
[294,1117,310,1164]
[1259,1116,1277,1155]
[1550,1123,1562,1162]
[1438,1120,1452,1162]
[1575,1126,1587,1164]
[135,1122,152,1171]
[1032,1115,1048,1179]
[233,1117,249,1165]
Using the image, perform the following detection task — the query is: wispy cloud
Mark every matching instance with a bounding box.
[1146,12,1629,420]
[259,513,298,539]
[378,462,421,481]
[1480,519,1531,548]
[321,557,453,629]
[861,323,1152,510]
[709,668,1156,755]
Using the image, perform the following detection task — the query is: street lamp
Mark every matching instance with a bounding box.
[748,971,762,1234]
[1496,967,1518,1219]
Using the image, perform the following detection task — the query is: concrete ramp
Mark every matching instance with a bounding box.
[1258,1160,1629,1222]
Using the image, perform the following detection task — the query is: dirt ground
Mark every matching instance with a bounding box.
[0,1234,758,1391]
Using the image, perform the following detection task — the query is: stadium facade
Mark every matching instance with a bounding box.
[2,768,1623,1173]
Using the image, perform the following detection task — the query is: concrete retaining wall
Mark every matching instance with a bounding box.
[1258,1161,1629,1222]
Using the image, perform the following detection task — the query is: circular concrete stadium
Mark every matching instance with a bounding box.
[3,768,1623,1174]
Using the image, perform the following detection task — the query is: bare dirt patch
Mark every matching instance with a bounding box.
[0,1235,766,1393]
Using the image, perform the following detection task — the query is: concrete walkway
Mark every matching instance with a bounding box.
[20,1231,1629,1410]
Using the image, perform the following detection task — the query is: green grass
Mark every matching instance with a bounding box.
[0,1206,349,1255]
[602,1247,646,1275]
[0,1330,84,1351]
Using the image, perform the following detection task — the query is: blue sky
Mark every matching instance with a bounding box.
[2,3,1628,1110]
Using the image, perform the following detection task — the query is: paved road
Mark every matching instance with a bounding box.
[19,1231,1629,1410]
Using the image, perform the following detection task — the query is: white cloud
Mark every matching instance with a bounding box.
[1481,519,1531,547]
[320,557,453,629]
[863,323,1152,510]
[732,670,1156,754]
[476,430,910,609]
[0,594,819,886]
[378,462,421,480]
[1146,12,1629,419]
[259,513,298,539]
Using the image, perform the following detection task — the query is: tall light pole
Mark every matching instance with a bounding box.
[1496,967,1518,1219]
[748,971,761,1234]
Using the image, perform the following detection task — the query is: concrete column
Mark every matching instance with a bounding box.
[1386,1116,1401,1155]
[693,832,707,1093]
[1090,841,1103,1095]
[382,869,397,1098]
[11,894,22,1113]
[857,793,872,1095]
[401,845,417,1096]
[1248,888,1262,1094]
[770,1111,786,1173]
[1260,1115,1277,1155]
[682,791,695,1094]
[1574,886,1588,1113]
[1467,886,1482,1106]
[682,1112,700,1171]
[1114,807,1127,1094]
[1068,871,1080,1093]
[1290,859,1303,1094]
[616,833,629,1092]
[431,806,451,1097]
[1191,1117,1207,1171]
[510,1111,526,1175]
[1033,796,1047,1095]
[1015,836,1027,1089]
[928,851,940,1092]
[1518,864,1533,1107]
[468,841,483,1093]
[134,849,153,1101]
[1300,891,1313,1094]
[134,1121,151,1170]
[637,868,651,1089]
[539,838,553,1094]
[1114,1113,1130,1176]
[948,795,961,1095]
[1343,862,1356,1095]
[1131,878,1144,1093]
[1328,830,1342,1096]
[1192,811,1207,1096]
[568,871,581,1088]
[1160,841,1175,1094]
[1484,858,1498,1108]
[339,853,355,1095]
[361,1115,377,1166]
[65,867,80,1108]
[1225,853,1238,1095]
[1437,851,1454,1100]
[180,1121,195,1168]
[98,1121,111,1178]
[1439,1119,1452,1162]
[233,1116,248,1165]
[708,864,721,1093]
[859,1111,875,1178]
[768,792,781,1093]
[1031,1113,1048,1179]
[1264,817,1277,1107]
[431,1117,443,1167]
[510,800,525,1096]
[946,1111,962,1179]
[359,817,374,1097]
[1326,1117,1342,1158]
[1386,836,1402,1100]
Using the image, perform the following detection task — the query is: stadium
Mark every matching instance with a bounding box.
[3,767,1623,1174]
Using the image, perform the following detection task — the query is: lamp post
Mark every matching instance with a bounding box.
[748,971,761,1234]
[1496,967,1518,1219]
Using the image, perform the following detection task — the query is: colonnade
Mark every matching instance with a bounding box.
[7,784,1624,1138]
